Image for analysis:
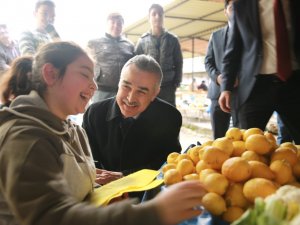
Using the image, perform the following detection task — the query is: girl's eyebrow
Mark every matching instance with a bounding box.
[80,65,93,74]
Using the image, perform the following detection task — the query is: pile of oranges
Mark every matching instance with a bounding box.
[162,127,300,223]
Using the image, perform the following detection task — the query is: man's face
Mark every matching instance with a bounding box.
[35,4,55,30]
[107,18,123,38]
[149,8,164,30]
[0,27,9,44]
[116,64,160,118]
[225,1,234,19]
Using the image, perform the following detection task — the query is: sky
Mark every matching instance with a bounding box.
[0,0,172,46]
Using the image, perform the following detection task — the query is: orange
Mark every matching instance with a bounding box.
[202,146,229,170]
[241,150,263,162]
[199,168,217,182]
[248,161,275,180]
[225,127,243,141]
[202,192,227,216]
[195,160,213,174]
[163,169,182,185]
[292,160,300,179]
[264,131,277,143]
[222,206,245,223]
[161,163,176,174]
[167,152,180,164]
[243,178,277,202]
[245,134,273,155]
[221,157,252,182]
[183,173,200,181]
[175,153,192,164]
[271,147,298,166]
[243,128,264,141]
[212,137,234,156]
[270,160,293,185]
[202,173,229,195]
[224,183,249,209]
[232,140,246,157]
[187,146,202,164]
[176,159,195,176]
[280,142,298,151]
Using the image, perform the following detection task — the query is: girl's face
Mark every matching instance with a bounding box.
[46,54,97,120]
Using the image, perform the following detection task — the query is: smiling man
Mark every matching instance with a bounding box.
[82,55,182,189]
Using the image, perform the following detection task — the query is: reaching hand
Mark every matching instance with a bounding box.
[150,181,207,225]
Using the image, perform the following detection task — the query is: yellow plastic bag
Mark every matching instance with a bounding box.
[90,169,164,206]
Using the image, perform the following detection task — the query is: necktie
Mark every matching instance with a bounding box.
[274,0,292,81]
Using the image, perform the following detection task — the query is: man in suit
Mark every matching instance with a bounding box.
[219,0,300,143]
[82,55,182,185]
[205,0,238,139]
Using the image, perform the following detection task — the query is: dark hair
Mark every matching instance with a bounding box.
[224,0,232,9]
[0,56,33,106]
[32,41,88,96]
[35,0,55,11]
[107,12,124,24]
[149,4,164,15]
[121,54,163,87]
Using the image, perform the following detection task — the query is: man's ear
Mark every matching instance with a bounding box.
[151,87,160,101]
[42,63,59,86]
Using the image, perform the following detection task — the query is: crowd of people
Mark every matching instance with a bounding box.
[0,0,299,224]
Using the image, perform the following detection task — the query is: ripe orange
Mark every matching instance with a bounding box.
[161,163,176,174]
[270,160,293,185]
[243,178,277,202]
[221,157,252,182]
[163,169,182,185]
[202,146,229,170]
[202,173,229,195]
[183,173,199,181]
[167,152,180,164]
[243,128,264,141]
[248,161,275,180]
[232,140,246,157]
[241,150,263,162]
[271,147,298,166]
[202,192,227,216]
[199,168,217,182]
[212,137,234,156]
[195,160,213,174]
[176,159,195,176]
[225,127,243,141]
[224,183,249,209]
[245,134,273,155]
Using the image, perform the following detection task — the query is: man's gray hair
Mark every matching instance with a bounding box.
[121,54,163,87]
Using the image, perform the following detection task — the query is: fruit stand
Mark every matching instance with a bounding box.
[160,127,300,225]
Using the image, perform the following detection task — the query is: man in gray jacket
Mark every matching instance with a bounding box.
[87,12,135,102]
[135,4,183,106]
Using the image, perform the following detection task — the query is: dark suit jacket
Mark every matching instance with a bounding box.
[221,0,300,107]
[82,97,182,175]
[205,26,228,100]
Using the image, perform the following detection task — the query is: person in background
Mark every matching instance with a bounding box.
[0,41,206,225]
[219,0,300,143]
[204,0,238,139]
[88,13,134,102]
[276,113,293,144]
[0,56,32,108]
[82,55,182,186]
[135,4,183,106]
[19,0,60,56]
[197,80,208,92]
[0,24,20,76]
[87,12,135,103]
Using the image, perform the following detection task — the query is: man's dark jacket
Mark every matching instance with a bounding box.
[87,34,134,91]
[82,97,182,175]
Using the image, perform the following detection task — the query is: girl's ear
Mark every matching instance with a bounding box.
[42,63,59,86]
